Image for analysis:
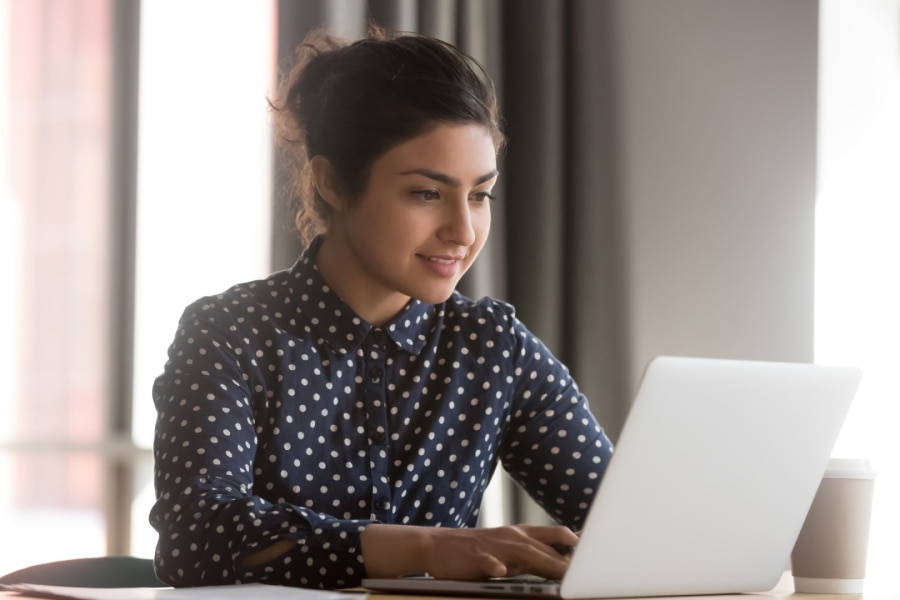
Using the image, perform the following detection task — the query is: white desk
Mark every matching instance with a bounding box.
[1,572,897,599]
[363,573,897,600]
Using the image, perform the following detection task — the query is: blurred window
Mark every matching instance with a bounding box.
[131,0,274,554]
[0,0,115,572]
[0,0,274,574]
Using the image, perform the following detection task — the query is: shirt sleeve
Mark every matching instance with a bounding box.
[500,311,614,530]
[149,299,371,589]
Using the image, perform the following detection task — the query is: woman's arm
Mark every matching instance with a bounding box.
[238,521,578,582]
[501,314,614,531]
[150,299,370,589]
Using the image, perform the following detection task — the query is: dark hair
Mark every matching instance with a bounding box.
[271,27,505,244]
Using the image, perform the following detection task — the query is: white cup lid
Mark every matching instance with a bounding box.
[824,458,876,479]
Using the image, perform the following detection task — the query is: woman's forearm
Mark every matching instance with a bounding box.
[239,524,433,578]
[360,523,434,577]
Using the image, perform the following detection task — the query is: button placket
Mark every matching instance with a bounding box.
[364,328,391,520]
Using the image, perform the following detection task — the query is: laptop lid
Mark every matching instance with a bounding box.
[561,356,860,598]
[363,356,861,599]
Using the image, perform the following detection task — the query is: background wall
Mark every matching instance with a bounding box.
[609,0,818,393]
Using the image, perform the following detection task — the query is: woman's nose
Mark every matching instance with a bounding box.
[440,197,476,246]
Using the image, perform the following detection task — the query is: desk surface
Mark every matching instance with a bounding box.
[358,574,896,600]
[1,573,897,599]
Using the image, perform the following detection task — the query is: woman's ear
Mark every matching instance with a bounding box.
[310,156,347,211]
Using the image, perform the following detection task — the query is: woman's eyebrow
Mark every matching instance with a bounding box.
[398,168,499,186]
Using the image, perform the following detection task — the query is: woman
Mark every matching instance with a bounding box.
[150,27,613,590]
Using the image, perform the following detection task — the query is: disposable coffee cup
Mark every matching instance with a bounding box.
[791,458,876,594]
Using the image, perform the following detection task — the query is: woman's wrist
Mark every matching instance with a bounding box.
[360,523,434,577]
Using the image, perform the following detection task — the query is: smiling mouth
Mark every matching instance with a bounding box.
[419,254,466,278]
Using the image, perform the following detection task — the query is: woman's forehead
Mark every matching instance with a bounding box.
[374,124,498,181]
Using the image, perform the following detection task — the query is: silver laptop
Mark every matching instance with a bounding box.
[363,356,861,598]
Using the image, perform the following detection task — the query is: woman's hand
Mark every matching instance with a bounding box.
[423,524,577,580]
[361,523,578,581]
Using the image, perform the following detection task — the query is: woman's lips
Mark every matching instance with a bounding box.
[419,254,464,278]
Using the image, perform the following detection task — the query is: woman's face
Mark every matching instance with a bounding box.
[322,123,498,323]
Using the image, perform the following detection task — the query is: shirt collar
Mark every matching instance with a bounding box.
[287,236,434,356]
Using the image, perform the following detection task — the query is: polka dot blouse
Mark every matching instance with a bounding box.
[150,236,613,589]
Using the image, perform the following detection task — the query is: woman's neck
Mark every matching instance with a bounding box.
[314,234,411,327]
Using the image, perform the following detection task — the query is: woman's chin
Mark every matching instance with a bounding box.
[412,285,459,305]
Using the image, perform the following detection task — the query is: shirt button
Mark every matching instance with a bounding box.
[370,367,383,383]
[375,498,389,510]
[372,329,383,342]
[372,431,385,443]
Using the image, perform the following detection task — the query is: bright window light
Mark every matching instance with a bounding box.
[815,0,900,589]
[131,0,275,556]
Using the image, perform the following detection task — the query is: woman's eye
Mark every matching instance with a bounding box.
[413,189,441,201]
[472,191,496,203]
